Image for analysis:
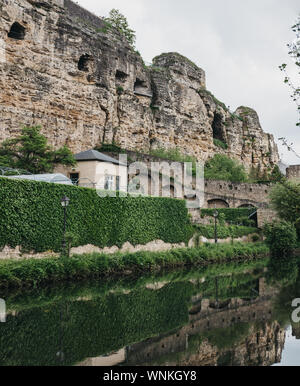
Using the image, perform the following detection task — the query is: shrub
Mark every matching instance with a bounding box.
[213,139,228,150]
[117,86,124,95]
[269,182,300,238]
[251,233,261,243]
[263,221,297,257]
[201,208,255,224]
[205,155,248,183]
[96,143,126,154]
[194,225,257,240]
[149,147,198,176]
[0,178,194,253]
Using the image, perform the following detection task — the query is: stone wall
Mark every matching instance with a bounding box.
[101,151,272,209]
[257,209,279,228]
[0,233,260,260]
[203,180,271,209]
[286,165,300,182]
[0,240,188,260]
[0,0,279,173]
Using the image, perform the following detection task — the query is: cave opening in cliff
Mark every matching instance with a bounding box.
[116,70,128,82]
[78,54,92,72]
[212,112,226,143]
[8,22,26,40]
[134,78,147,94]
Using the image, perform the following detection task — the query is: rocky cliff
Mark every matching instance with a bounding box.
[0,0,279,171]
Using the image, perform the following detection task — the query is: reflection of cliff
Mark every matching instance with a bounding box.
[292,326,300,340]
[124,287,285,366]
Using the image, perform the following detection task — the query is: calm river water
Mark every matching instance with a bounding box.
[1,256,300,366]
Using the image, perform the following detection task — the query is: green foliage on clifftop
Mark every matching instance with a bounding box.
[205,154,248,183]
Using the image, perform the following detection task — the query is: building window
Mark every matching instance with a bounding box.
[70,173,79,186]
[8,22,26,40]
[104,175,114,191]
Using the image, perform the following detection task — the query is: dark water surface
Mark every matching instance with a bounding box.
[1,257,300,366]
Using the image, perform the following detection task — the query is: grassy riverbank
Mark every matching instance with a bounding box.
[0,242,269,289]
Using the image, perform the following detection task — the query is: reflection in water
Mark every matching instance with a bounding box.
[0,257,300,366]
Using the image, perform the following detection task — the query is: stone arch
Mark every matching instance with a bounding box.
[78,54,93,72]
[8,22,26,40]
[238,204,256,208]
[207,199,229,208]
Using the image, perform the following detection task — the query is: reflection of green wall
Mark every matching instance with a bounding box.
[0,282,193,366]
[194,274,260,300]
[0,260,269,367]
[268,258,300,326]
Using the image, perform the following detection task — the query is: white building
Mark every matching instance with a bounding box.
[68,149,128,192]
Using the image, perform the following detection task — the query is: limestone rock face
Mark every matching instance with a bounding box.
[0,0,279,171]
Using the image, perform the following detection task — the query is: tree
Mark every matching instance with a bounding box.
[0,126,76,174]
[279,15,300,128]
[263,220,297,257]
[204,154,248,183]
[278,15,300,157]
[269,165,286,183]
[104,9,136,49]
[269,181,300,238]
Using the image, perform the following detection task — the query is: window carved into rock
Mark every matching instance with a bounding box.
[116,70,128,82]
[134,78,153,98]
[8,22,26,40]
[78,54,93,72]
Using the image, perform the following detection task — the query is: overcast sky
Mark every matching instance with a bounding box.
[77,0,300,165]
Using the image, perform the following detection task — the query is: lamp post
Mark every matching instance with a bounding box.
[213,209,218,244]
[61,196,70,257]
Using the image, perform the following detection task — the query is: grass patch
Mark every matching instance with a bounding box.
[198,88,228,111]
[0,243,269,290]
[213,139,228,150]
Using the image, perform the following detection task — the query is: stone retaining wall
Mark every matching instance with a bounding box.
[0,234,259,260]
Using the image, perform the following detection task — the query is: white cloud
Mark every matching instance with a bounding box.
[77,0,300,164]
